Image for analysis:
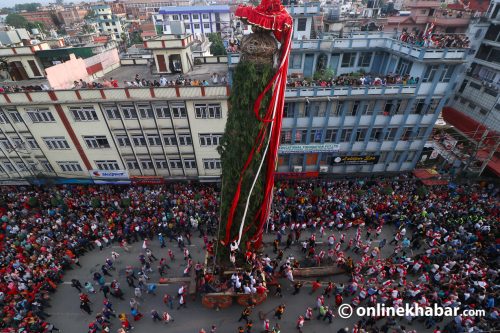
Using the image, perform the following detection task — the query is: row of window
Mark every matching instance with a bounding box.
[280,127,428,144]
[169,13,212,21]
[283,99,438,118]
[94,158,221,171]
[0,159,53,174]
[1,103,223,124]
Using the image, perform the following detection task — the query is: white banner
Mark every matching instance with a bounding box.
[279,143,340,154]
[89,170,129,179]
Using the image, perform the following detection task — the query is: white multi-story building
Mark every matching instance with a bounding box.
[92,5,126,40]
[153,5,231,36]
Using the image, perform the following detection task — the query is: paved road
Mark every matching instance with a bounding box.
[49,224,432,333]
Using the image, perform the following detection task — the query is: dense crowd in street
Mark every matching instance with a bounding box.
[287,73,420,88]
[0,177,497,333]
[399,32,470,49]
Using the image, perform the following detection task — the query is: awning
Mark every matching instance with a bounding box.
[442,107,497,146]
[476,150,500,177]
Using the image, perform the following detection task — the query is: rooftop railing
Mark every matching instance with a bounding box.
[0,85,229,105]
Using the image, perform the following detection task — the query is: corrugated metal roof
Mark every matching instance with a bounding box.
[159,5,230,14]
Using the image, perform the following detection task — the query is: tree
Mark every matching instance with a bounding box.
[207,33,227,56]
[129,31,143,46]
[56,0,64,5]
[5,13,28,28]
[14,3,41,12]
[25,21,46,33]
[84,10,96,20]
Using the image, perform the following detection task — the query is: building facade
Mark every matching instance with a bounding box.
[153,5,231,35]
[0,85,229,182]
[92,5,126,40]
[443,0,500,176]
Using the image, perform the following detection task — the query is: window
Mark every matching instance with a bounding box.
[203,23,210,29]
[69,106,98,121]
[325,129,336,142]
[104,105,120,119]
[121,105,138,119]
[348,101,360,116]
[182,14,189,20]
[116,135,131,147]
[392,151,402,163]
[423,65,439,82]
[357,52,372,67]
[58,161,83,172]
[26,108,55,123]
[84,136,110,149]
[280,131,292,144]
[95,160,120,170]
[333,101,344,116]
[291,54,301,69]
[154,105,170,118]
[415,127,428,139]
[401,127,412,140]
[184,23,190,30]
[140,159,154,169]
[184,159,196,169]
[42,161,54,172]
[297,18,307,31]
[169,159,183,169]
[126,159,139,169]
[171,103,187,118]
[283,103,293,118]
[362,101,375,115]
[11,138,22,149]
[138,104,154,119]
[341,53,356,67]
[178,133,192,146]
[202,14,209,20]
[203,158,221,170]
[131,135,147,146]
[0,111,7,124]
[171,14,179,20]
[309,129,323,143]
[199,133,222,146]
[192,14,199,19]
[384,128,399,140]
[43,137,70,150]
[194,23,200,29]
[355,128,367,141]
[294,129,308,143]
[8,111,23,123]
[0,138,13,150]
[341,129,352,142]
[406,151,416,162]
[155,159,168,169]
[414,100,427,115]
[15,161,27,172]
[195,103,222,118]
[370,128,383,141]
[3,162,15,172]
[163,134,177,146]
[396,59,413,76]
[440,65,456,82]
[26,138,39,149]
[147,134,162,146]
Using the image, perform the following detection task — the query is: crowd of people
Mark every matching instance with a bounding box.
[287,73,420,88]
[0,176,497,333]
[0,183,219,332]
[399,32,470,49]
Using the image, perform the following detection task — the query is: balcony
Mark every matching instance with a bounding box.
[0,43,50,57]
[284,84,417,99]
[228,35,468,64]
[0,86,229,105]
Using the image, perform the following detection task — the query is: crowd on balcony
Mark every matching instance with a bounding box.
[287,73,420,88]
[399,32,470,49]
[0,84,51,93]
[0,177,497,333]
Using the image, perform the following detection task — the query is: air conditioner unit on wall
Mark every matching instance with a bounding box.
[293,165,303,172]
[319,166,329,173]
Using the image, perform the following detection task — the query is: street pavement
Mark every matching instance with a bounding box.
[49,223,431,333]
